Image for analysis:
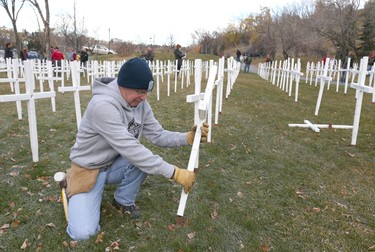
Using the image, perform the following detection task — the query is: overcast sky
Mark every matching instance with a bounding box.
[1,0,300,46]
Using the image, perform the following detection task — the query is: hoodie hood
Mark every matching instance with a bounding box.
[92,77,130,109]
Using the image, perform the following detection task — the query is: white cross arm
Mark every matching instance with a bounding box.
[0,94,31,102]
[58,86,91,92]
[350,83,374,93]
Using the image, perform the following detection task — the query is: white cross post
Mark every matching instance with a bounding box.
[314,58,333,116]
[214,57,225,125]
[350,57,373,145]
[58,61,91,129]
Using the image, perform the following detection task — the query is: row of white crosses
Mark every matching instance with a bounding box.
[0,58,25,119]
[258,58,304,102]
[305,58,361,94]
[0,61,56,162]
[289,56,374,145]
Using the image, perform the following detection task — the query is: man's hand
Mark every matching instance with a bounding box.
[186,123,209,145]
[172,167,196,193]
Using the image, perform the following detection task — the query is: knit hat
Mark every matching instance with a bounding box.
[117,58,154,91]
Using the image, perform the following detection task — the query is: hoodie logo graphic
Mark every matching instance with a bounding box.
[128,118,141,138]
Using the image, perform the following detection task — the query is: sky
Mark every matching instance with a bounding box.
[1,0,300,46]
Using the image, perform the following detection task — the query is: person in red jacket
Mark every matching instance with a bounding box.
[51,47,64,77]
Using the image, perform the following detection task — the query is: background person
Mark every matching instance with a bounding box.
[243,54,252,73]
[174,44,185,74]
[51,47,64,76]
[145,47,154,62]
[67,47,76,61]
[20,47,28,61]
[65,57,208,240]
[80,48,89,67]
[4,42,13,59]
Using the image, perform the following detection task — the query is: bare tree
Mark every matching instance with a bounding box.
[27,0,51,59]
[304,0,361,61]
[167,34,175,48]
[0,0,26,52]
[274,6,305,59]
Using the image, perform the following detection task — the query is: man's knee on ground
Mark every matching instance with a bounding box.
[67,224,99,241]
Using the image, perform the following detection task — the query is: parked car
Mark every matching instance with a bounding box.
[82,45,117,55]
[28,50,39,59]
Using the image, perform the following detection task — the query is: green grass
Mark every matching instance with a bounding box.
[0,62,374,251]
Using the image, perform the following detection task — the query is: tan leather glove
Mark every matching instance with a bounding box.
[186,123,209,145]
[172,166,196,193]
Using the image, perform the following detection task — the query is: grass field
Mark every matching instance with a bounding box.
[0,59,374,251]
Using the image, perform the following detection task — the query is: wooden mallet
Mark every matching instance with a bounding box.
[54,172,68,222]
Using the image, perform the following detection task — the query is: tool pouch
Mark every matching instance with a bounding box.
[66,163,99,198]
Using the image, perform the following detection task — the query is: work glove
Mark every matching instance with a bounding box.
[186,123,209,145]
[172,166,196,193]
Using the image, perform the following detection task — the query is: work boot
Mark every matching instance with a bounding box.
[112,199,141,219]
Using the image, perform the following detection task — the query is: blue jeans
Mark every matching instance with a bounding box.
[244,64,250,73]
[66,156,147,240]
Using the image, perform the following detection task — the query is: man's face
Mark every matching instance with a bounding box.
[119,87,149,107]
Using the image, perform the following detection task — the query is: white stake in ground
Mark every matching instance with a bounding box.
[350,56,373,145]
[314,58,333,116]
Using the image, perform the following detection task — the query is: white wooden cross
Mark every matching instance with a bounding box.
[58,61,91,129]
[0,59,25,119]
[0,61,56,162]
[176,60,218,219]
[288,120,353,133]
[214,57,225,126]
[35,60,57,112]
[314,58,333,116]
[288,58,304,102]
[349,56,374,145]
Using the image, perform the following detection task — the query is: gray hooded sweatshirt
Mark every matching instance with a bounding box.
[70,77,188,179]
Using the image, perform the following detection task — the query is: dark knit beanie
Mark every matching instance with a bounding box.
[117,58,154,91]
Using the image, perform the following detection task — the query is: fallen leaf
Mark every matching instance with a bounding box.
[36,209,42,216]
[167,224,176,231]
[95,231,105,244]
[62,241,69,247]
[20,239,30,250]
[70,241,78,247]
[313,207,320,213]
[0,224,10,230]
[237,192,243,198]
[9,171,19,177]
[187,232,195,239]
[45,223,56,228]
[368,244,375,250]
[260,244,270,252]
[211,209,219,219]
[11,220,20,228]
[37,243,42,252]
